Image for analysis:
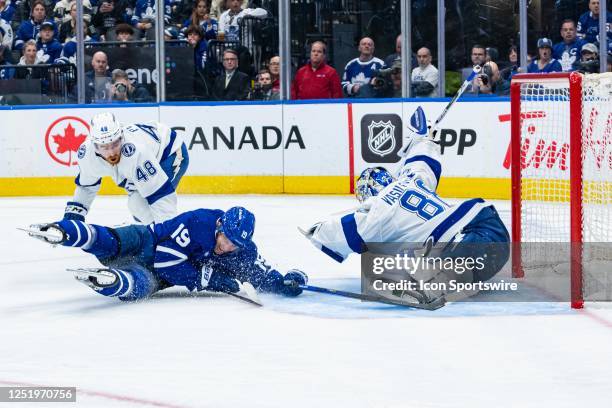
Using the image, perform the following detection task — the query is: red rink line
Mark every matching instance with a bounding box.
[579,308,612,329]
[0,380,189,408]
[347,103,355,194]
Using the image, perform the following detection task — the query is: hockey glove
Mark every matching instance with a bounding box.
[63,201,88,221]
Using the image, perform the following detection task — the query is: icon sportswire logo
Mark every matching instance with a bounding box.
[45,116,89,166]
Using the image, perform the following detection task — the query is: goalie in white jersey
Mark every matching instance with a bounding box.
[302,107,509,290]
[64,112,189,224]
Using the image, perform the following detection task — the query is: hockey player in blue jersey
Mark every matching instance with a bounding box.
[24,206,308,302]
[301,107,509,302]
[64,112,189,224]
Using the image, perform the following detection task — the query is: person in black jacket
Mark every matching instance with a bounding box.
[92,0,129,41]
[212,48,250,100]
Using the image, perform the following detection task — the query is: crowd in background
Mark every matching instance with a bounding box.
[0,0,611,103]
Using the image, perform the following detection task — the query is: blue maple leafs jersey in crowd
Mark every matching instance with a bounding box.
[577,11,612,44]
[73,122,183,223]
[304,138,490,262]
[552,38,587,72]
[36,39,63,63]
[527,58,563,73]
[150,208,260,290]
[341,57,385,96]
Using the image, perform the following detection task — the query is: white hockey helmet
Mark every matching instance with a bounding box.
[90,112,123,146]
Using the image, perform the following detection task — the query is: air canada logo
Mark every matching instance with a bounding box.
[361,114,402,163]
[45,116,89,166]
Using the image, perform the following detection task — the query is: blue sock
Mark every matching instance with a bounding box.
[55,220,95,248]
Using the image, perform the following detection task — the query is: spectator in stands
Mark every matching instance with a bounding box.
[341,36,384,97]
[575,42,600,73]
[182,0,217,40]
[268,55,280,93]
[92,0,129,41]
[250,69,278,100]
[499,45,520,81]
[384,34,417,70]
[211,0,247,20]
[553,19,587,72]
[0,17,13,51]
[473,61,500,96]
[528,38,563,73]
[131,0,172,40]
[608,46,612,72]
[0,0,15,23]
[577,0,612,44]
[185,25,208,73]
[110,68,152,102]
[411,47,438,97]
[292,41,342,100]
[59,2,98,43]
[485,47,499,63]
[0,36,14,79]
[218,0,267,42]
[164,26,179,41]
[15,0,54,50]
[14,39,44,79]
[36,21,62,63]
[115,23,135,44]
[212,48,250,100]
[463,44,487,94]
[86,50,112,103]
[54,0,92,25]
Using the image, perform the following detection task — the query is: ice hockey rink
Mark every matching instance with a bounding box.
[1,194,611,408]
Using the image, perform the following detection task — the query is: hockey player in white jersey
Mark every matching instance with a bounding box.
[64,112,189,224]
[301,107,509,300]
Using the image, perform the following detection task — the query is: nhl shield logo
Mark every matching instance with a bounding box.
[360,114,402,163]
[367,120,396,157]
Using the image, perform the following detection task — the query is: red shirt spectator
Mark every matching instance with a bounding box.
[291,41,342,100]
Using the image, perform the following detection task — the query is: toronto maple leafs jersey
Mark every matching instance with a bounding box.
[552,38,587,72]
[218,7,267,42]
[341,57,385,96]
[577,11,612,44]
[305,139,490,262]
[150,208,261,290]
[72,122,183,223]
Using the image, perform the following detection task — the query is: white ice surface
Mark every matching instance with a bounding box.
[1,195,611,408]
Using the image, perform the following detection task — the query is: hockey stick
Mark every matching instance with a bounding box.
[428,65,482,139]
[299,284,446,310]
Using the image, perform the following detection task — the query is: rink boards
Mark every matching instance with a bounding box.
[0,99,516,198]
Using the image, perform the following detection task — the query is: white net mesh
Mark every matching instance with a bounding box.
[516,73,612,302]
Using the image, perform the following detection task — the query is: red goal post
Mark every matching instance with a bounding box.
[510,72,612,309]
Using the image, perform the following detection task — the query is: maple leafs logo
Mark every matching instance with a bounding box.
[45,116,90,167]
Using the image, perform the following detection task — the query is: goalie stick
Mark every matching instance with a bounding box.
[428,65,482,140]
[297,284,446,311]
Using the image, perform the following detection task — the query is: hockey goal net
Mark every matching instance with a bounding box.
[511,72,612,309]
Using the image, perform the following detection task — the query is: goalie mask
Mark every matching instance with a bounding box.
[355,167,394,203]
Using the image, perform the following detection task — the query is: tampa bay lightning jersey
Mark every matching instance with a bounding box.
[305,139,490,262]
[150,208,259,290]
[73,122,182,223]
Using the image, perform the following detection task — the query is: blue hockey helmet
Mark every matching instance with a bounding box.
[355,167,394,203]
[217,206,255,249]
